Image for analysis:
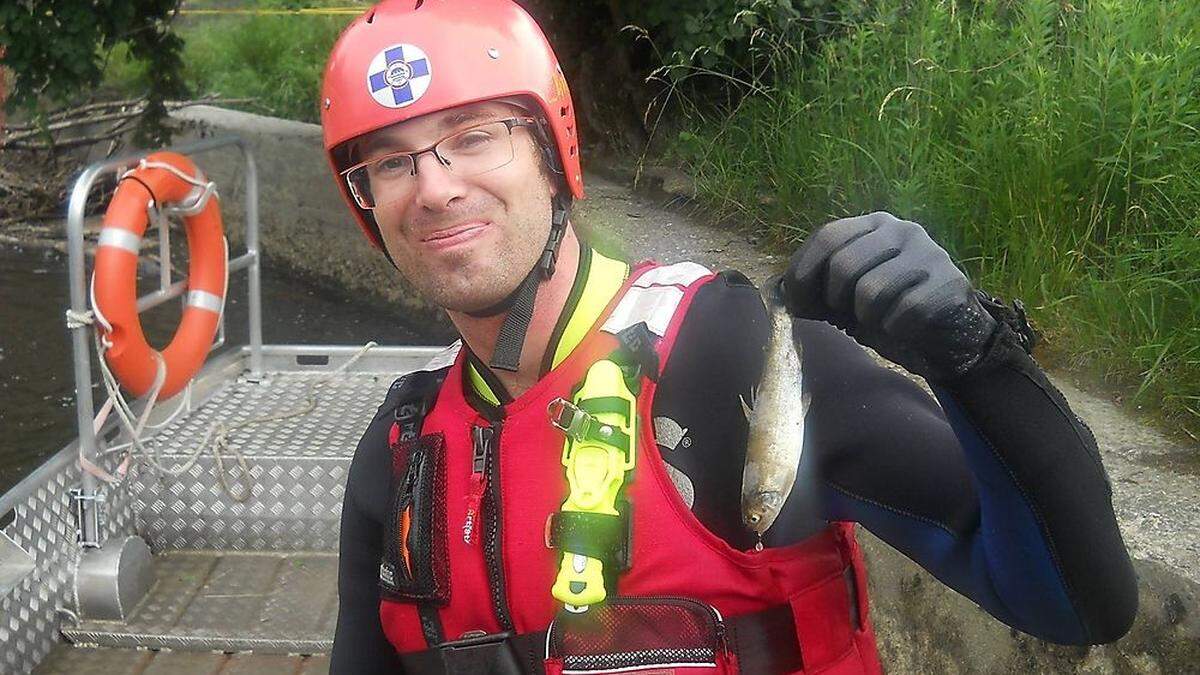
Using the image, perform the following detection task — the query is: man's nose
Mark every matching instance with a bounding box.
[412,152,467,211]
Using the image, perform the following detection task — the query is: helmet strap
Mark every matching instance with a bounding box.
[487,194,570,372]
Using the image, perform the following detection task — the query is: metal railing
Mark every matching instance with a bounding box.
[64,135,262,546]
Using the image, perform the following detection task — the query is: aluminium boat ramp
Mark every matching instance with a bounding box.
[1,137,440,673]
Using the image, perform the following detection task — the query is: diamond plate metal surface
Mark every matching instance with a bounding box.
[3,351,414,672]
[63,551,336,656]
[129,372,392,551]
[1,454,140,675]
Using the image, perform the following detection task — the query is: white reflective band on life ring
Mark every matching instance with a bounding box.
[98,228,142,254]
[186,289,224,314]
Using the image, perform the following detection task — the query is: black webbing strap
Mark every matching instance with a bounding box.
[418,603,445,646]
[489,269,541,372]
[613,322,661,384]
[490,196,570,372]
[727,602,804,673]
[576,396,631,418]
[399,630,547,674]
[546,510,629,569]
[398,602,803,674]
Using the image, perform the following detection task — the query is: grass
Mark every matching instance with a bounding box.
[667,0,1200,438]
[103,3,356,122]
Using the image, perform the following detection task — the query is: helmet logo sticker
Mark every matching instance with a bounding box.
[367,44,432,108]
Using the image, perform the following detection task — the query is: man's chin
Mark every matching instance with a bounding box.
[425,282,523,317]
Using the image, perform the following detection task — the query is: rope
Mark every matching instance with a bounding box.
[88,339,378,501]
[64,309,95,329]
[75,309,378,501]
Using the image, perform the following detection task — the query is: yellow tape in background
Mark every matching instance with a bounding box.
[179,7,364,16]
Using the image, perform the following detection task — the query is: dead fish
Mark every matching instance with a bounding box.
[740,285,810,547]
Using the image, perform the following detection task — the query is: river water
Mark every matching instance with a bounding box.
[0,243,454,494]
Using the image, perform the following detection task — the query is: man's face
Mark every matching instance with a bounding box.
[355,101,556,313]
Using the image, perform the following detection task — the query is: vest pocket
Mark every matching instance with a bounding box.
[379,432,450,605]
[545,596,737,673]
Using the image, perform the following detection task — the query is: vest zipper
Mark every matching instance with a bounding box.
[474,420,515,632]
[464,426,490,546]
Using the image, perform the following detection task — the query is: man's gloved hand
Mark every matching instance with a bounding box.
[778,211,998,383]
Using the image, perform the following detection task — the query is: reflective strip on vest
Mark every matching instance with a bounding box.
[424,340,462,372]
[632,261,711,288]
[602,261,714,337]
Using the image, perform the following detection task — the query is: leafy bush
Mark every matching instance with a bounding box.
[673,0,1200,434]
[613,0,873,117]
[1,0,186,144]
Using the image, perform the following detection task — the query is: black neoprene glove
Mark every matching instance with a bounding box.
[779,211,999,383]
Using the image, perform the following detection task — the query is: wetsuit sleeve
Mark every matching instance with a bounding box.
[656,275,1136,646]
[931,332,1137,644]
[805,315,1135,645]
[331,406,404,674]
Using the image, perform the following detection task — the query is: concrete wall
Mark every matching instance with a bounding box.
[865,534,1200,674]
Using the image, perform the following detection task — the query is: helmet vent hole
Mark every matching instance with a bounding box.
[560,106,568,117]
[413,0,425,8]
[365,9,375,23]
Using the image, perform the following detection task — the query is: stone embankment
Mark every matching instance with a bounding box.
[171,106,1199,673]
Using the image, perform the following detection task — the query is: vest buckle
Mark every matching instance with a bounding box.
[547,397,588,438]
[436,630,523,674]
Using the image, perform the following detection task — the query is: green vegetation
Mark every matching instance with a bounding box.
[2,0,185,144]
[104,5,350,123]
[670,0,1200,436]
[95,1,1198,436]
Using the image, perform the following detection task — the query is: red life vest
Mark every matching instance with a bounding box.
[380,262,882,674]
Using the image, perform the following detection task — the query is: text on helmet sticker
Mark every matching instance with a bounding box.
[367,44,433,108]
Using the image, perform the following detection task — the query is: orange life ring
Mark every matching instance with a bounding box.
[92,151,227,400]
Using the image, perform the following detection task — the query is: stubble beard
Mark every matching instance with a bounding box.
[396,201,552,314]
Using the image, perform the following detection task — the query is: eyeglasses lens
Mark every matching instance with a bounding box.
[347,120,520,209]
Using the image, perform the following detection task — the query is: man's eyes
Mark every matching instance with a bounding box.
[374,155,411,173]
[446,130,496,152]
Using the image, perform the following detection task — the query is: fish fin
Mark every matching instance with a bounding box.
[739,393,753,422]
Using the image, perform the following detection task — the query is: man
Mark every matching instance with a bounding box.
[322,1,1137,672]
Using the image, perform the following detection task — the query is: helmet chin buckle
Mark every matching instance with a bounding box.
[539,197,570,279]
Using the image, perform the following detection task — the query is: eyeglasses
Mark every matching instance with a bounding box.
[341,117,539,209]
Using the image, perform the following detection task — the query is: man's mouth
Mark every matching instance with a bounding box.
[420,221,491,249]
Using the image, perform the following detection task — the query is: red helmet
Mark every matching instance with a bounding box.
[320,0,584,250]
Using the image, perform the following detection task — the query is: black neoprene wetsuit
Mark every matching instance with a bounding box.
[331,263,1137,673]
